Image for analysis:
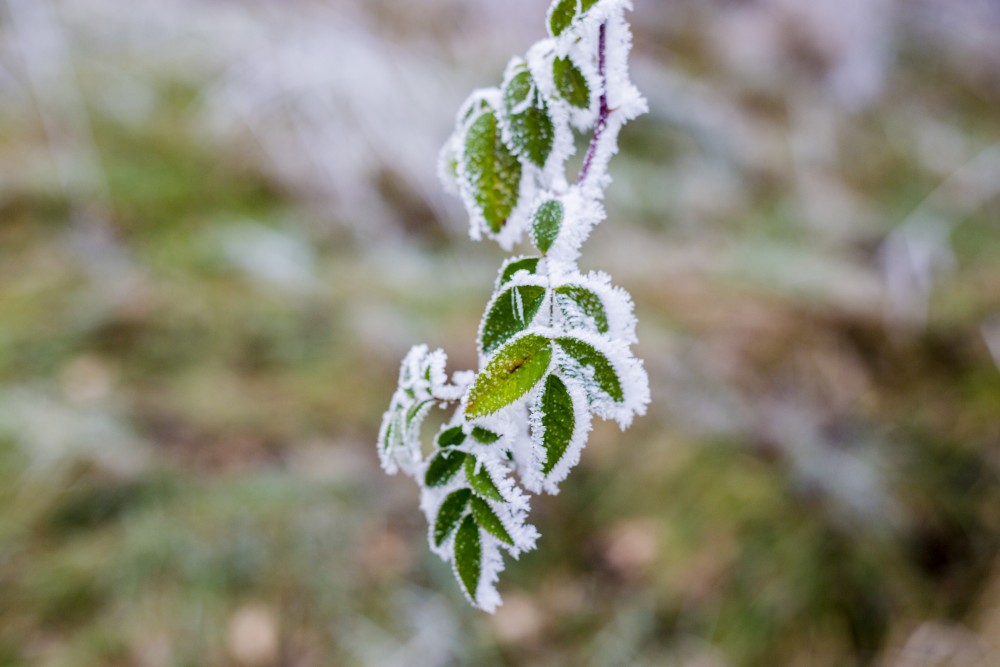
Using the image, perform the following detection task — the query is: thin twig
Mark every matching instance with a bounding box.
[578,21,609,185]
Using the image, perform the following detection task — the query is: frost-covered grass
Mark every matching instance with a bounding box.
[1,0,1000,665]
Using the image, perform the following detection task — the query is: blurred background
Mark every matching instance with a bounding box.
[1,0,999,665]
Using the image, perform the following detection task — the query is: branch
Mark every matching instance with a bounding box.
[577,21,609,185]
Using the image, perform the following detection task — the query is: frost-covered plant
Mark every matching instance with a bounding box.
[378,0,649,612]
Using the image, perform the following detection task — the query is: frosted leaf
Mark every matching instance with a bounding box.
[478,280,549,357]
[496,255,541,292]
[534,187,605,265]
[383,0,648,612]
[525,371,593,494]
[530,199,564,254]
[500,58,555,169]
[553,332,649,429]
[377,345,472,476]
[551,269,639,344]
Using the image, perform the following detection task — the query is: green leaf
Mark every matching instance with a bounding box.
[465,456,504,502]
[466,335,553,419]
[405,399,433,426]
[531,199,563,254]
[556,285,609,333]
[499,257,540,288]
[470,496,514,545]
[553,56,591,109]
[471,427,501,444]
[555,337,624,402]
[425,450,468,487]
[434,489,472,547]
[539,374,575,475]
[480,285,547,356]
[454,515,482,599]
[548,0,599,37]
[502,66,554,168]
[438,426,467,448]
[463,110,522,233]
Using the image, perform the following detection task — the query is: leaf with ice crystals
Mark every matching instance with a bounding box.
[548,0,600,38]
[425,450,467,487]
[531,199,563,254]
[454,515,482,599]
[538,374,574,476]
[556,336,623,402]
[501,60,555,169]
[471,426,502,444]
[437,425,467,448]
[466,334,553,419]
[552,56,591,110]
[479,284,547,357]
[526,372,593,494]
[556,285,609,334]
[377,346,472,476]
[434,489,472,547]
[470,496,514,545]
[554,333,650,429]
[497,256,541,290]
[465,456,505,502]
[461,108,522,234]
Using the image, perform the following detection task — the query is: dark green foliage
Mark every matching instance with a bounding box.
[434,489,472,547]
[502,65,555,168]
[470,496,514,545]
[556,337,623,402]
[454,516,482,599]
[531,199,564,253]
[465,457,505,502]
[425,450,467,487]
[539,374,575,475]
[437,426,467,448]
[471,427,501,444]
[499,257,540,287]
[553,56,591,109]
[480,285,547,356]
[556,285,609,333]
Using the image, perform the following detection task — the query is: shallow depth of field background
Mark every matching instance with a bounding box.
[1,0,999,665]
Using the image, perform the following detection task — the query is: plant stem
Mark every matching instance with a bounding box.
[578,21,608,185]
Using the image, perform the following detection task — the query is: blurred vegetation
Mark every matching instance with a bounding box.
[1,0,1000,666]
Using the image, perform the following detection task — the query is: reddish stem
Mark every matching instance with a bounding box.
[577,21,609,185]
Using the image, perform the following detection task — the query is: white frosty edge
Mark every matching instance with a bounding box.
[524,370,594,495]
[552,329,650,429]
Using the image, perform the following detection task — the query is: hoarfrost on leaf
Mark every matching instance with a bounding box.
[378,0,649,611]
